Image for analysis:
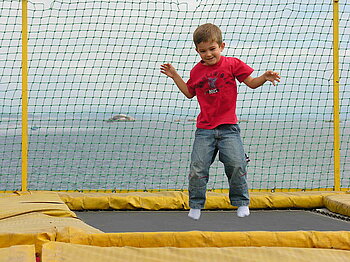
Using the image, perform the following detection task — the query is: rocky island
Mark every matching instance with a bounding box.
[106,114,135,122]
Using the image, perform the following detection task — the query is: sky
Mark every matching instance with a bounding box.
[0,0,349,119]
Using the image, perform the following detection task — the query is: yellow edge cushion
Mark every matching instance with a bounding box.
[58,191,348,210]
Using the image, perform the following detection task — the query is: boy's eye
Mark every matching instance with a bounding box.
[199,47,216,53]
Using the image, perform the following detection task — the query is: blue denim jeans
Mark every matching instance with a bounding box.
[189,124,250,209]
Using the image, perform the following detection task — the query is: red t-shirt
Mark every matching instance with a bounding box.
[187,56,253,129]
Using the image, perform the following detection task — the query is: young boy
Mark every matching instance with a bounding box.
[160,23,280,220]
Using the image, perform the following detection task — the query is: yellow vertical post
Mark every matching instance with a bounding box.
[333,0,341,191]
[21,0,29,191]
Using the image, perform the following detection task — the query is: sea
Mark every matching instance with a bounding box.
[0,114,349,191]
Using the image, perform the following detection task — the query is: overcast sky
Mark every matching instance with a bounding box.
[0,0,349,119]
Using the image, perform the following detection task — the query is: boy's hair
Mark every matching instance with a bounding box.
[193,23,223,47]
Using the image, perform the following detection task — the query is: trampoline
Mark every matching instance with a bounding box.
[76,209,350,233]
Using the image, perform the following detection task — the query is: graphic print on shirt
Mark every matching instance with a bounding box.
[199,71,235,95]
[207,77,219,94]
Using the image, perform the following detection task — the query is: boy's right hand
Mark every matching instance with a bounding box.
[160,63,177,79]
[160,63,194,98]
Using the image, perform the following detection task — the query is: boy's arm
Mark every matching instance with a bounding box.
[243,70,280,89]
[160,63,194,99]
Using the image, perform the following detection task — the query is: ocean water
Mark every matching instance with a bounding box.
[0,117,349,191]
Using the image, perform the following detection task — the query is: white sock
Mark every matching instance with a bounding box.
[237,206,250,217]
[188,209,201,220]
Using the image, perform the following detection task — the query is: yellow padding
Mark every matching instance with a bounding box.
[0,213,102,253]
[56,228,350,250]
[59,191,189,210]
[324,193,350,217]
[249,191,338,209]
[42,242,350,262]
[0,191,76,219]
[0,245,36,262]
[0,213,102,234]
[58,191,345,210]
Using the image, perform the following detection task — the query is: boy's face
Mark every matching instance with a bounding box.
[195,41,225,66]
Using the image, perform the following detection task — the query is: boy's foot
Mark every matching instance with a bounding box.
[237,206,250,217]
[188,209,201,220]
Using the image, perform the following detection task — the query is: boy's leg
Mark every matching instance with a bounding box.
[218,124,250,208]
[188,128,217,210]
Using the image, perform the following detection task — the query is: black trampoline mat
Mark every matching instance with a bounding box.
[76,210,350,233]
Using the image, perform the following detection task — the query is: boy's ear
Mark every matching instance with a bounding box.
[220,42,225,50]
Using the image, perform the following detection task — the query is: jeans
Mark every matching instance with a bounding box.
[189,124,250,209]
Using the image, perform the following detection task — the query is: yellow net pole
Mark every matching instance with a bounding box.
[333,0,341,191]
[21,0,29,191]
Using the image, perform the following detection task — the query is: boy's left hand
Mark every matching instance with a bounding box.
[264,71,280,86]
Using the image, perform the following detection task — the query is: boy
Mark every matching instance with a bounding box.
[160,23,280,220]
